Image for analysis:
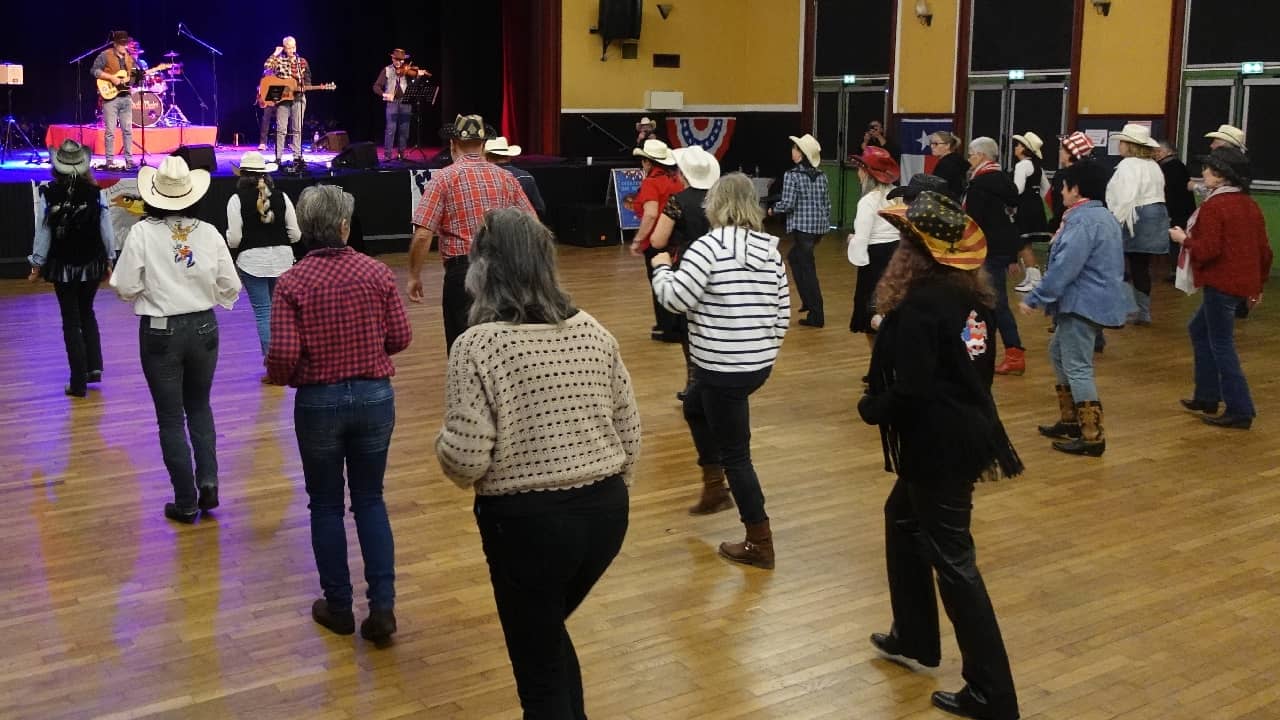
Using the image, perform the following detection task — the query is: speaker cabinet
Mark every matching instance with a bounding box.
[317,131,350,151]
[331,141,379,170]
[551,204,618,247]
[170,144,216,173]
[598,0,642,41]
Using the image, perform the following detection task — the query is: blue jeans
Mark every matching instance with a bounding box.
[1189,287,1255,417]
[295,378,397,610]
[384,102,412,154]
[1049,313,1101,402]
[139,311,220,507]
[238,270,277,356]
[683,366,771,524]
[102,95,133,163]
[984,255,1022,350]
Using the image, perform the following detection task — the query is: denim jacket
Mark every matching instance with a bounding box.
[1023,200,1128,328]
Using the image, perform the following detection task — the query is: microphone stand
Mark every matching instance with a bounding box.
[177,23,222,145]
[579,114,631,154]
[68,43,110,138]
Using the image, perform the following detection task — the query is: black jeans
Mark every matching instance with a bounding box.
[443,256,472,354]
[476,475,629,720]
[54,280,103,393]
[682,366,771,524]
[787,232,823,320]
[139,311,220,508]
[643,245,681,335]
[884,476,1018,716]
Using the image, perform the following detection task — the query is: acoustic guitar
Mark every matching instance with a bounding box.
[257,76,337,108]
[97,64,173,100]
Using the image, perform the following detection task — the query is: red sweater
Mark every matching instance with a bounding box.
[1186,192,1273,299]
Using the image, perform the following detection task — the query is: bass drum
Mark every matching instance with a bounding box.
[131,91,163,127]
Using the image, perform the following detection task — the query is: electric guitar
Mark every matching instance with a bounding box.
[97,64,173,100]
[257,76,337,108]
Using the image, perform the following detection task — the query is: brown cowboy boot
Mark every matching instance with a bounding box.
[1038,384,1081,439]
[1053,401,1105,456]
[719,519,774,569]
[689,465,733,515]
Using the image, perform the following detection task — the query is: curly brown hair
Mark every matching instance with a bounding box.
[874,232,997,315]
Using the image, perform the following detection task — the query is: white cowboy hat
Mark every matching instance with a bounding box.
[632,138,676,166]
[636,117,656,130]
[137,155,211,211]
[1011,131,1044,159]
[672,145,721,190]
[788,133,822,167]
[1112,123,1160,149]
[233,150,278,174]
[484,136,523,157]
[1204,124,1246,151]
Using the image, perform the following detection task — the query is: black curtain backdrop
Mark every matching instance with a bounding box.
[2,1,511,148]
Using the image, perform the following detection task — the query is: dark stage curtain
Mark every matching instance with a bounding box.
[501,0,562,155]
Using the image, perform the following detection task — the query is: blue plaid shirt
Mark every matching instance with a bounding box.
[772,165,831,234]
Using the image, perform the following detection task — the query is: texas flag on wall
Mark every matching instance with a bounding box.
[897,118,956,184]
[666,117,737,159]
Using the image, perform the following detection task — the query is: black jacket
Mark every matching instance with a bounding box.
[965,170,1020,257]
[931,152,968,201]
[1158,155,1196,229]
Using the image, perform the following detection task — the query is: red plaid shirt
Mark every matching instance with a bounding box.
[266,247,412,386]
[411,154,535,260]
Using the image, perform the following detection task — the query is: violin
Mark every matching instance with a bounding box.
[395,62,431,79]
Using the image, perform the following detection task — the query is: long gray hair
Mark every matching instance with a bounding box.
[465,208,576,325]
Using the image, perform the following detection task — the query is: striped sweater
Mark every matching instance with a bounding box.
[651,226,790,373]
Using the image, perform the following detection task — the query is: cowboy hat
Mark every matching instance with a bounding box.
[1204,124,1246,151]
[1011,131,1044,159]
[137,155,211,211]
[632,138,676,166]
[847,146,900,185]
[1059,131,1095,161]
[878,191,987,270]
[389,48,411,60]
[484,136,523,157]
[886,173,949,202]
[1112,123,1160,149]
[788,133,822,168]
[50,139,90,176]
[439,114,490,142]
[233,150,278,175]
[636,117,656,130]
[672,145,720,190]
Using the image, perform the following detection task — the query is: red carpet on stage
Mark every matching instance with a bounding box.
[44,125,218,156]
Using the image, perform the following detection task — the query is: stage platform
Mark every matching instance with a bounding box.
[46,124,219,156]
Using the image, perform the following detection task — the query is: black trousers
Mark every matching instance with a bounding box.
[54,280,104,394]
[642,245,681,335]
[787,231,824,320]
[476,476,629,720]
[442,256,472,354]
[683,366,771,524]
[884,476,1018,716]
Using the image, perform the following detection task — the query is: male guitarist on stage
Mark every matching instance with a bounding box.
[91,31,137,171]
[263,36,311,166]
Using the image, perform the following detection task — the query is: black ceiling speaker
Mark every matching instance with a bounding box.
[597,0,642,59]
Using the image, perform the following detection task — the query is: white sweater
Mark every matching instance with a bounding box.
[111,217,241,316]
[651,226,790,373]
[1106,157,1166,233]
[847,187,900,266]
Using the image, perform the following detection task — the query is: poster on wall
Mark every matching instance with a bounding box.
[31,178,143,255]
[666,117,737,159]
[607,168,646,232]
[897,118,955,183]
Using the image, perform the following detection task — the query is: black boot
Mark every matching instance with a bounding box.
[1037,385,1080,439]
[312,599,355,635]
[360,608,398,644]
[931,685,1019,720]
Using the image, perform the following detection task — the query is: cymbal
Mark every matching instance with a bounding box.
[163,51,181,58]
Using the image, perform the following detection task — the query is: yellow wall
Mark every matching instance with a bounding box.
[1077,0,1174,115]
[893,0,961,114]
[560,0,804,110]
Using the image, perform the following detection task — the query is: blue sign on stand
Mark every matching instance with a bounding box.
[608,168,647,233]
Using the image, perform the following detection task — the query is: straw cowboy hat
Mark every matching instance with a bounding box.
[1011,131,1044,159]
[1112,123,1160,149]
[636,117,656,130]
[847,146,900,185]
[878,191,987,270]
[1059,131,1095,161]
[632,138,676,166]
[1204,124,1246,151]
[233,150,278,175]
[484,136,523,157]
[672,145,720,190]
[50,139,91,176]
[788,133,822,168]
[137,155,211,211]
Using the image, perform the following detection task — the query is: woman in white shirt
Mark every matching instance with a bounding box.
[1010,132,1049,292]
[846,147,901,346]
[1105,124,1169,325]
[111,156,241,524]
[225,151,301,359]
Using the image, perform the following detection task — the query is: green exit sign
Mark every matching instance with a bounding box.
[1241,61,1265,75]
[842,74,857,85]
[1008,69,1026,81]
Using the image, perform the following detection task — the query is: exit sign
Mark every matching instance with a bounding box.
[842,74,857,85]
[1241,61,1265,75]
[1008,69,1026,81]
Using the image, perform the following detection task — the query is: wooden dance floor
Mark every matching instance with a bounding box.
[1,238,1277,719]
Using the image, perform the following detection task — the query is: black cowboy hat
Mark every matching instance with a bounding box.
[887,173,949,202]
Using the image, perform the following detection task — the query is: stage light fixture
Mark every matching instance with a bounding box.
[915,0,933,27]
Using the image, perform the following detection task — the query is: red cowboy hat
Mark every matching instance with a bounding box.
[847,146,900,184]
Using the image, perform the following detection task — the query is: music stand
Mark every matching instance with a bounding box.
[401,77,439,163]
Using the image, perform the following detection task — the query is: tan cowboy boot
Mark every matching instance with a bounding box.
[719,519,774,569]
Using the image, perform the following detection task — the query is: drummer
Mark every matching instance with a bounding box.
[127,40,148,71]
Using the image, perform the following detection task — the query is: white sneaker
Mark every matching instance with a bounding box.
[1015,266,1042,293]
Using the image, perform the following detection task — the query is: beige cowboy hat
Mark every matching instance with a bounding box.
[632,138,676,166]
[232,150,278,175]
[1011,131,1044,159]
[137,155,211,211]
[1112,123,1160,149]
[788,133,822,167]
[636,116,656,130]
[672,145,720,190]
[1204,124,1246,151]
[484,136,523,157]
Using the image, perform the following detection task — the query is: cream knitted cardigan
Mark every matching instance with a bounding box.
[435,311,642,495]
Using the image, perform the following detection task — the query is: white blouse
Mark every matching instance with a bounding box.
[847,186,901,266]
[111,217,241,317]
[225,193,302,278]
[1106,157,1166,232]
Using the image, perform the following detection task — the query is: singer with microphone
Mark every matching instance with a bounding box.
[263,36,311,167]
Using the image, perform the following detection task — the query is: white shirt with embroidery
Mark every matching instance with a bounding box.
[111,217,242,316]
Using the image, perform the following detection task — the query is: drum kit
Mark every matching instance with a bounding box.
[130,50,191,127]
